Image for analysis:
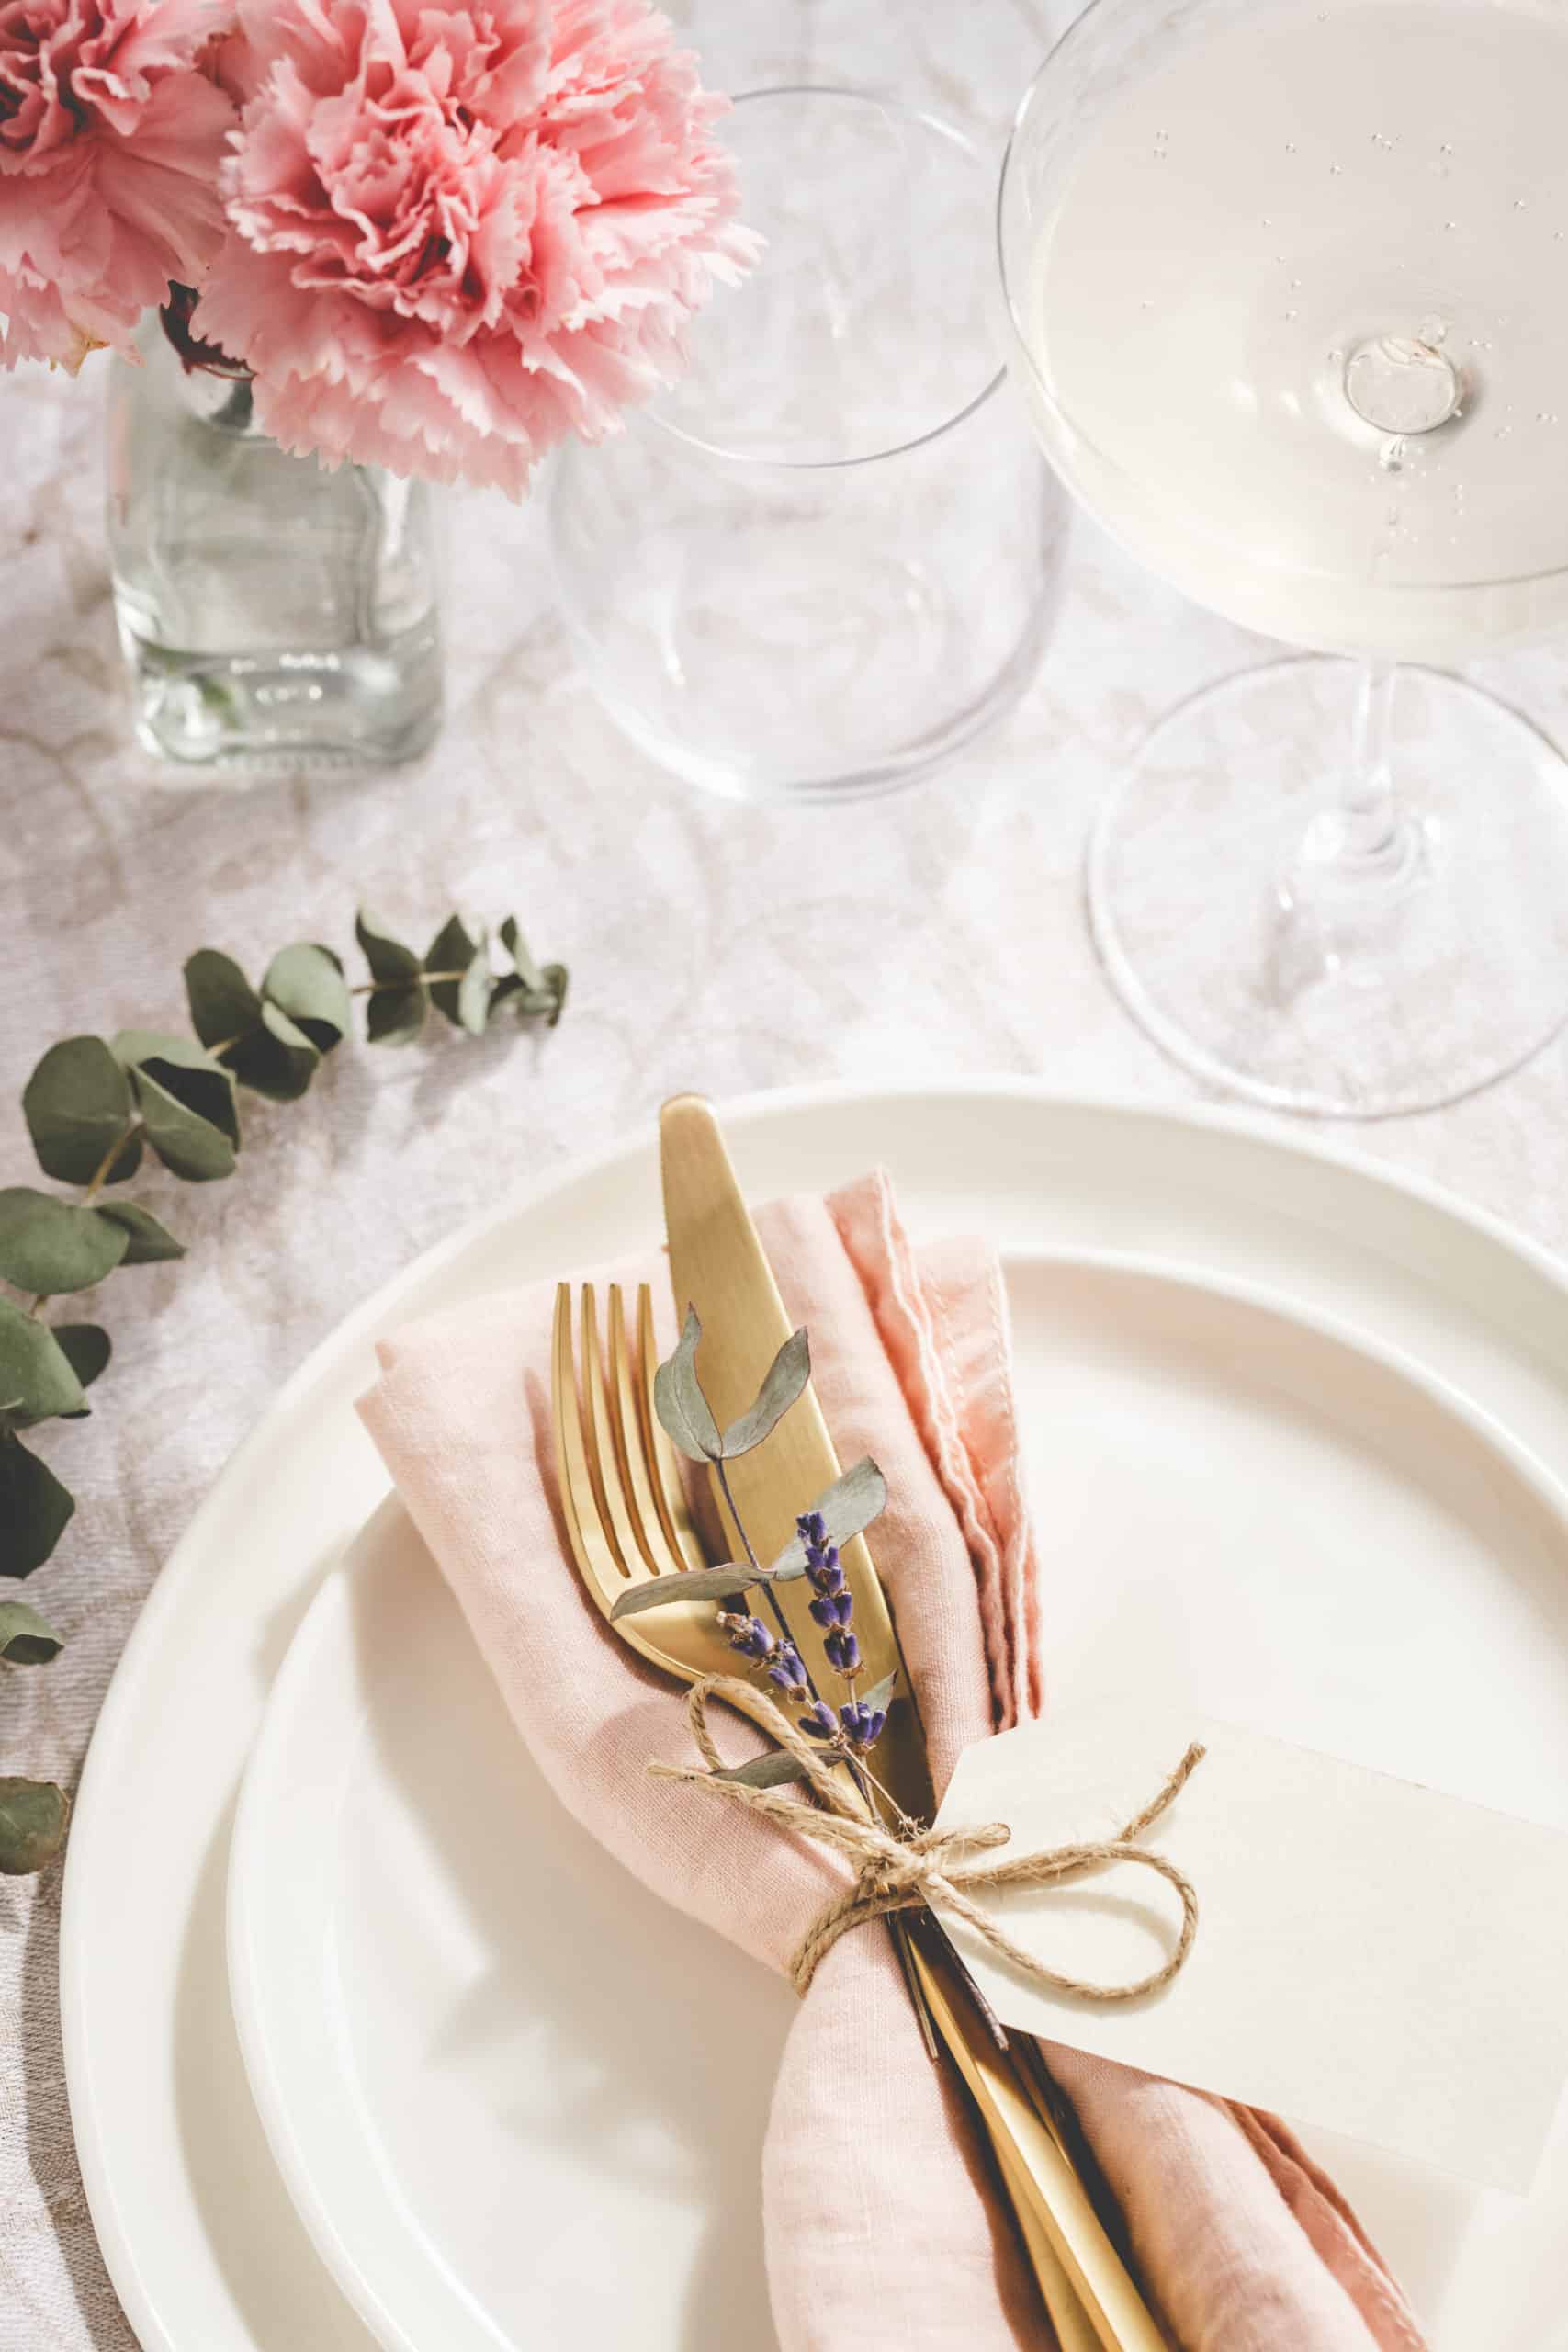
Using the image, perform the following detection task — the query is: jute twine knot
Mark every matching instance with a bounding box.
[650,1675,1205,2002]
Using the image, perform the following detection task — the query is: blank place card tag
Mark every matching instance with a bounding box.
[930,1700,1568,2194]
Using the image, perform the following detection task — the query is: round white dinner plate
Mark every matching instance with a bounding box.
[61,1086,1568,2352]
[228,1254,1568,2352]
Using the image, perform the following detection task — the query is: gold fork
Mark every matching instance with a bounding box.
[552,1279,1161,2352]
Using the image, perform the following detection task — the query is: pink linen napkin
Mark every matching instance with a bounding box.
[359,1172,1427,2352]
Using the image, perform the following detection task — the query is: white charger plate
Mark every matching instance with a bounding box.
[59,1085,1568,2352]
[228,1255,1568,2352]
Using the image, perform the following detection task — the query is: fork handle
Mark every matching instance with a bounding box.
[904,1931,1167,2352]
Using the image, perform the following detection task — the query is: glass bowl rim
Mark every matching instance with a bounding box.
[995,7,1568,600]
[645,84,1008,475]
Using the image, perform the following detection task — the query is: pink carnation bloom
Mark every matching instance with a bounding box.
[0,0,235,370]
[194,0,758,493]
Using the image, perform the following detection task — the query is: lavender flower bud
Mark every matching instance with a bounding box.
[800,1700,839,1740]
[804,1542,842,1593]
[719,1611,777,1663]
[824,1627,861,1676]
[769,1642,809,1699]
[837,1699,886,1752]
[807,1589,853,1631]
[796,1511,828,1547]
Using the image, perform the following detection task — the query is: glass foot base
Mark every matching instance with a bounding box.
[121,628,444,775]
[1089,659,1568,1118]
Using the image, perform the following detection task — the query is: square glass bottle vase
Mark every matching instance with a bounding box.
[106,332,444,772]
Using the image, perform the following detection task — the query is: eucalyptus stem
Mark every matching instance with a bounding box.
[0,903,567,1876]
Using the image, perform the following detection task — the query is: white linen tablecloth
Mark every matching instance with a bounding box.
[4,3,1568,2343]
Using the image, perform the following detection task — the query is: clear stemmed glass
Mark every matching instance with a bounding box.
[999,0,1568,1117]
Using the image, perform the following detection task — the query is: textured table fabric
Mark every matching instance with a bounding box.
[5,4,1568,2346]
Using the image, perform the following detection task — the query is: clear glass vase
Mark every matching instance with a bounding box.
[106,325,444,773]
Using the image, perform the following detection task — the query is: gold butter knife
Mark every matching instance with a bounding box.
[659,1095,1165,2352]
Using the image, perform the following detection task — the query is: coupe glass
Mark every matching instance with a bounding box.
[550,87,1066,803]
[999,0,1568,1116]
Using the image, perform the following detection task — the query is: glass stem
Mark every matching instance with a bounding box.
[1292,659,1423,906]
[1339,660,1401,866]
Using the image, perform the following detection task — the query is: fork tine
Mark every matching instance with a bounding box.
[550,1283,633,1618]
[581,1285,650,1586]
[607,1283,684,1579]
[635,1284,708,1574]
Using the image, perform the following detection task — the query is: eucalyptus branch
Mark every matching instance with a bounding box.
[0,904,567,1877]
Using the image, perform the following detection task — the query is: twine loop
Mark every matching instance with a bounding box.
[650,1675,1205,2001]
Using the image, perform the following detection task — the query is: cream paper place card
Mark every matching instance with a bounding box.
[930,1698,1568,2194]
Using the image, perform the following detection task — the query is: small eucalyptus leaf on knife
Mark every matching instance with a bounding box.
[718,1326,810,1459]
[766,1457,888,1576]
[653,1307,724,1462]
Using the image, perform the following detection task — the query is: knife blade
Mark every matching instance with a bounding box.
[660,1091,934,1828]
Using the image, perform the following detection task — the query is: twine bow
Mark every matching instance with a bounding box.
[651,1675,1206,2001]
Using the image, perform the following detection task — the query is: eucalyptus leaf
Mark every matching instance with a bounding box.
[126,1065,238,1182]
[357,908,428,1044]
[54,1324,110,1396]
[766,1457,888,1577]
[653,1308,723,1462]
[499,915,540,987]
[0,1190,129,1295]
[22,1038,141,1187]
[263,944,351,1053]
[0,1600,62,1664]
[0,1300,88,1431]
[114,1034,240,1182]
[224,1001,320,1103]
[719,1328,809,1460]
[355,910,421,987]
[95,1203,185,1264]
[0,1778,70,1874]
[184,949,262,1053]
[489,973,567,1026]
[716,1748,814,1792]
[609,1564,754,1620]
[0,1434,76,1575]
[495,923,567,1027]
[537,963,569,1028]
[366,981,428,1047]
[427,915,484,1032]
[859,1669,897,1717]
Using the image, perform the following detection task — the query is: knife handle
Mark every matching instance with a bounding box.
[907,1931,1166,2352]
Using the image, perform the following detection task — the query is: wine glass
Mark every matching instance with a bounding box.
[550,89,1066,804]
[998,0,1568,1116]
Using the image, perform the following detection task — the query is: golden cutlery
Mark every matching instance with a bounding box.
[551,1272,1164,2352]
[659,1094,1168,2352]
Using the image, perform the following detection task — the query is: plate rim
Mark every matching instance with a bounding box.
[59,1079,1568,2352]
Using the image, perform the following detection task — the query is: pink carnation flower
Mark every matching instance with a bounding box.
[0,0,236,370]
[194,0,758,493]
